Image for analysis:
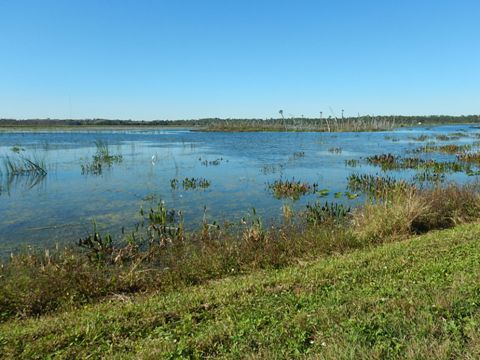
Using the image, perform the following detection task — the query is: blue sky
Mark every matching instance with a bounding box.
[1,0,479,120]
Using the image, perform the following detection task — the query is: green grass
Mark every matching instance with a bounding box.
[2,222,480,359]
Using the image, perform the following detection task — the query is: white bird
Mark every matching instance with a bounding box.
[151,155,157,164]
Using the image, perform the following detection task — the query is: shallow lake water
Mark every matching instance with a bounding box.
[1,124,479,253]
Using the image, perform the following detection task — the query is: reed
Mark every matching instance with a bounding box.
[2,155,47,176]
[81,140,123,175]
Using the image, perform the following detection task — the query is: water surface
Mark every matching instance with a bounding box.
[1,124,479,253]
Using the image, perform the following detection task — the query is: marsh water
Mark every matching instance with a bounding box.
[1,124,479,253]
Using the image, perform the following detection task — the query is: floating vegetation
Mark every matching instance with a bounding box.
[384,135,400,142]
[366,153,397,169]
[411,144,472,154]
[10,145,25,153]
[305,202,350,225]
[81,141,123,175]
[413,171,445,183]
[261,163,284,175]
[268,178,317,200]
[292,151,305,159]
[366,153,468,173]
[328,147,342,154]
[170,178,179,189]
[457,152,480,165]
[142,193,160,202]
[170,177,211,190]
[317,189,329,197]
[199,157,224,166]
[435,134,462,141]
[448,132,468,137]
[347,174,410,198]
[408,134,430,141]
[465,169,480,176]
[345,159,359,167]
[436,144,471,154]
[344,191,359,199]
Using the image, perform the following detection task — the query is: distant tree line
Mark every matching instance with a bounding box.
[1,115,479,131]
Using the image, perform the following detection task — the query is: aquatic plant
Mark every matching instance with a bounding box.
[457,152,480,165]
[78,222,114,263]
[292,151,305,159]
[2,155,47,176]
[268,178,316,200]
[92,140,123,164]
[304,202,350,225]
[10,145,25,153]
[345,159,359,167]
[199,157,224,166]
[410,144,471,154]
[141,201,185,246]
[448,132,468,138]
[408,134,430,141]
[317,188,329,197]
[413,171,445,183]
[81,140,123,175]
[366,153,397,170]
[170,177,211,190]
[384,135,400,142]
[328,147,342,154]
[366,153,468,173]
[170,178,179,189]
[183,177,210,190]
[261,163,284,175]
[347,173,410,198]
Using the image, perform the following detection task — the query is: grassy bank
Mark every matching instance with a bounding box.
[2,221,480,359]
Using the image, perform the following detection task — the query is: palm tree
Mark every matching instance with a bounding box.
[278,110,286,131]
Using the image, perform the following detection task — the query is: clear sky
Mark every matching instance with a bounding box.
[1,0,479,120]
